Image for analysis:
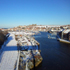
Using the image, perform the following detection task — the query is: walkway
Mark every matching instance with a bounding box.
[0,33,18,70]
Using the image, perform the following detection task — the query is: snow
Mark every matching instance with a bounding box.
[47,25,60,27]
[9,32,34,35]
[24,37,31,45]
[64,29,70,33]
[6,33,10,37]
[0,33,18,70]
[26,61,29,70]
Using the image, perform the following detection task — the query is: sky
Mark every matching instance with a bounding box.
[0,0,70,28]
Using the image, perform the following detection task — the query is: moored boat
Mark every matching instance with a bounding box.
[59,39,70,44]
[57,29,70,44]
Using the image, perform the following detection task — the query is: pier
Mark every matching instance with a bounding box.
[0,33,18,70]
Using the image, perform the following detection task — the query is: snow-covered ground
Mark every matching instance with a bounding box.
[9,32,34,35]
[0,33,18,70]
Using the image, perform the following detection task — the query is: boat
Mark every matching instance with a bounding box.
[59,39,70,44]
[57,29,70,44]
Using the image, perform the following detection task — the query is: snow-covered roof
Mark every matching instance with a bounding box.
[64,29,70,33]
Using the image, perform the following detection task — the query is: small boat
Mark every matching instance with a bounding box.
[59,39,70,44]
[57,29,70,44]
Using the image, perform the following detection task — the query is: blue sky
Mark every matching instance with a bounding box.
[0,0,70,28]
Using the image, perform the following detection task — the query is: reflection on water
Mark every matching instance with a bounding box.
[47,34,56,39]
[33,36,41,38]
[33,32,70,70]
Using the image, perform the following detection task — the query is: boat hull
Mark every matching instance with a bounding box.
[59,39,70,44]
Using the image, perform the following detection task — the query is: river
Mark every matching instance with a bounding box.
[33,32,70,70]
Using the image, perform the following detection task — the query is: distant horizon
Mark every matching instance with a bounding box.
[0,0,70,28]
[0,24,70,29]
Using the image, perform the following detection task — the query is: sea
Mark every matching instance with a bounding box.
[33,32,70,70]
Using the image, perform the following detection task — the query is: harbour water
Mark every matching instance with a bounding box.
[33,32,70,70]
